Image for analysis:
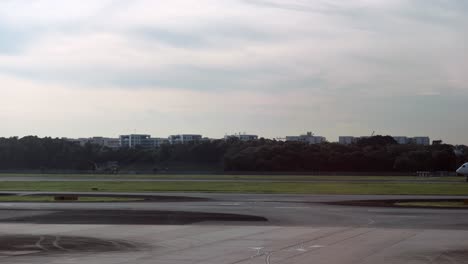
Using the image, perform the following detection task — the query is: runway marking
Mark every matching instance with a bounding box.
[34,236,47,251]
[367,218,376,225]
[219,203,241,206]
[309,245,325,248]
[267,228,376,263]
[52,236,68,251]
[242,229,342,264]
[296,243,307,252]
[265,251,272,264]
[249,247,264,257]
[0,250,41,256]
[274,207,309,209]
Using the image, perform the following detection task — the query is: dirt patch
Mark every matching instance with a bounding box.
[325,199,468,209]
[0,235,141,256]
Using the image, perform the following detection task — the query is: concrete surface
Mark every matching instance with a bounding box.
[1,192,468,263]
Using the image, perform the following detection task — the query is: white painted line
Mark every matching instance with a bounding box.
[309,245,325,248]
[219,203,241,206]
[274,207,309,209]
[52,236,68,251]
[266,252,272,264]
[0,250,41,256]
[35,236,47,251]
[250,247,264,251]
[249,247,264,256]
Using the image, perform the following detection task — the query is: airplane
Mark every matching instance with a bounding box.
[456,163,468,181]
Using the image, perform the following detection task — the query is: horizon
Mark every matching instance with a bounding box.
[0,133,448,144]
[1,1,466,145]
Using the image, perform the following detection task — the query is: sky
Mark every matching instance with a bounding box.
[0,0,466,144]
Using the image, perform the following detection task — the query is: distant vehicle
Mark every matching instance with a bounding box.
[456,163,468,176]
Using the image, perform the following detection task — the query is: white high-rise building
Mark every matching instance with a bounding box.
[120,134,151,148]
[119,134,171,148]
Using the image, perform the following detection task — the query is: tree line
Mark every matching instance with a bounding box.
[0,136,466,172]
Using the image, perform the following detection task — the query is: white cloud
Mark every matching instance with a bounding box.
[0,0,467,143]
[0,0,113,26]
[0,74,337,138]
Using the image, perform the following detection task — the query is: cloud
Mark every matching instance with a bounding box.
[0,0,467,143]
[0,74,336,137]
[0,0,114,26]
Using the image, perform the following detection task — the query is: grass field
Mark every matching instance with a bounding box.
[0,195,142,202]
[0,173,463,182]
[1,181,468,195]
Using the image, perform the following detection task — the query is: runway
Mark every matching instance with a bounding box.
[1,192,468,263]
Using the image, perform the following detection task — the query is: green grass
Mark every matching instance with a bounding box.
[1,181,468,195]
[0,173,463,182]
[396,201,468,208]
[0,195,142,202]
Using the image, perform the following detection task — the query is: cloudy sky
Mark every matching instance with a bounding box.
[0,0,466,144]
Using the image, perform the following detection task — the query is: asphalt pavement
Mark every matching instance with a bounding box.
[1,192,468,263]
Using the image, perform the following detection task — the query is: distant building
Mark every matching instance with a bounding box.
[66,137,120,149]
[120,134,150,148]
[338,136,371,145]
[410,137,430,146]
[286,132,326,144]
[120,134,171,148]
[393,136,409,145]
[147,137,170,148]
[338,136,430,146]
[63,138,82,145]
[169,134,203,144]
[224,133,258,141]
[339,136,359,145]
[393,136,430,146]
[87,137,121,149]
